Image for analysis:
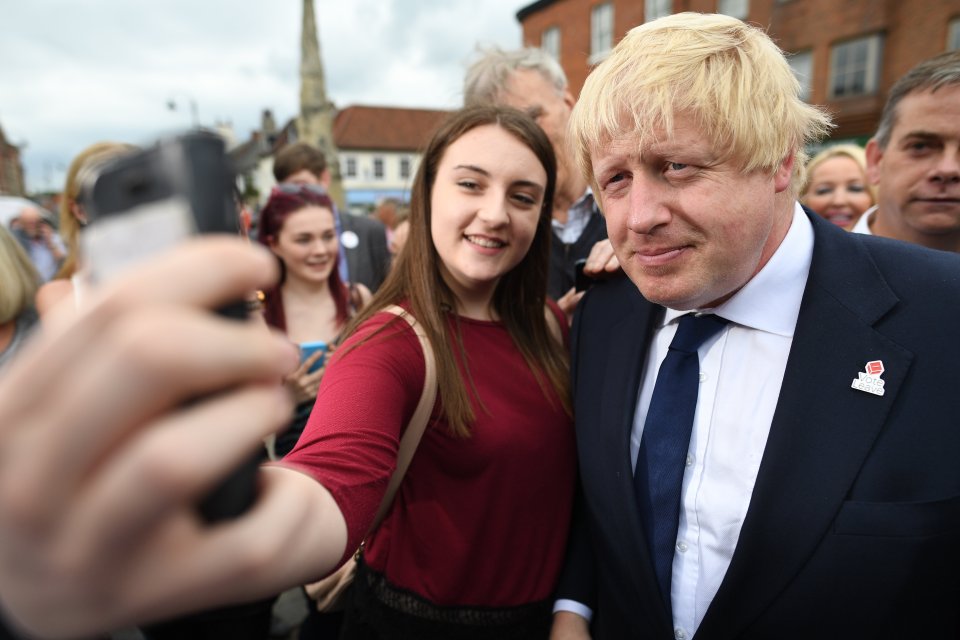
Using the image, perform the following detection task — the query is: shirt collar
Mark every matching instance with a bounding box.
[663,202,813,338]
[850,205,876,235]
[550,189,594,231]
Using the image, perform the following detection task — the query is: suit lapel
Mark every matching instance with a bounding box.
[594,290,672,624]
[697,214,913,639]
[598,301,658,472]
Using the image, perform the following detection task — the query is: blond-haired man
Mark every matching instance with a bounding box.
[556,13,960,639]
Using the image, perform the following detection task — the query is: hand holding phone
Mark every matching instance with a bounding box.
[82,132,259,523]
[300,341,328,374]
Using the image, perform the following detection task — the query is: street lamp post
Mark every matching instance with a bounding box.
[166,95,199,128]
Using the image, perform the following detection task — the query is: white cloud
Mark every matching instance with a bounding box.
[1,0,525,191]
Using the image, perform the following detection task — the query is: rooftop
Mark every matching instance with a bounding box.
[333,105,450,152]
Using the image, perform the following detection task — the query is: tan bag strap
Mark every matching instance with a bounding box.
[368,305,437,531]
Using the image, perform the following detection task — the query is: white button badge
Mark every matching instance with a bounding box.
[340,230,360,249]
[851,360,886,396]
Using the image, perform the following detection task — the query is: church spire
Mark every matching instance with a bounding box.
[298,0,345,208]
[300,0,326,107]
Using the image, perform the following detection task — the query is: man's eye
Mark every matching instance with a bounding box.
[607,172,626,185]
[667,162,688,172]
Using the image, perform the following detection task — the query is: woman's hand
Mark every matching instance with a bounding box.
[0,238,349,637]
[284,349,329,405]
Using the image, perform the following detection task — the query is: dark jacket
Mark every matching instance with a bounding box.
[560,209,960,639]
[547,199,607,301]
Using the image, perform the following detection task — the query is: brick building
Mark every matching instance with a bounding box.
[517,0,960,141]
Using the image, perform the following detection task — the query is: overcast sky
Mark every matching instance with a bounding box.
[1,0,528,192]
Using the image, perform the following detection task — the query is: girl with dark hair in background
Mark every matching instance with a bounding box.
[257,186,370,458]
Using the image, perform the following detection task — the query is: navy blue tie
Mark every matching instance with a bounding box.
[635,313,729,607]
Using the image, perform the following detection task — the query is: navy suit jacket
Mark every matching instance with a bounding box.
[559,210,960,638]
[340,213,390,293]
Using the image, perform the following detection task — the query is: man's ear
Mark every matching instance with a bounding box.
[320,168,332,189]
[774,152,796,193]
[865,137,883,186]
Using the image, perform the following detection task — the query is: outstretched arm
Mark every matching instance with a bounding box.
[0,238,347,638]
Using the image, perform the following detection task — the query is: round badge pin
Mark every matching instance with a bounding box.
[341,230,360,249]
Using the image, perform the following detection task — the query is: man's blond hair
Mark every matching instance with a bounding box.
[570,12,832,196]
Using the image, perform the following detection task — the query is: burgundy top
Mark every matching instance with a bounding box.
[282,305,576,607]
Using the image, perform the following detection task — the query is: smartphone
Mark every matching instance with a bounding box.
[82,131,259,523]
[300,340,328,374]
[574,258,593,292]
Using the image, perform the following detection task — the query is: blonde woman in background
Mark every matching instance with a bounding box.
[0,226,42,370]
[801,144,875,229]
[35,141,136,315]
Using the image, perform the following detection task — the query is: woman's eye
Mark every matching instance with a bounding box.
[814,186,834,196]
[458,180,480,190]
[848,184,866,193]
[512,193,537,206]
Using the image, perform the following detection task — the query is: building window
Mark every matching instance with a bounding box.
[343,156,357,178]
[788,50,813,102]
[542,26,560,61]
[373,157,384,180]
[399,156,411,180]
[645,0,671,21]
[717,0,748,20]
[590,3,614,63]
[949,17,960,50]
[829,34,883,99]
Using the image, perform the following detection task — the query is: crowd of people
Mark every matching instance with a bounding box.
[0,11,958,640]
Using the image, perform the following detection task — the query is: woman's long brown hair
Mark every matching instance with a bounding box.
[338,105,570,437]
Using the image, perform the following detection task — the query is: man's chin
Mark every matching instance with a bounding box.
[633,281,701,311]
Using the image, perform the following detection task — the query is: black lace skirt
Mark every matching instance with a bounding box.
[339,558,552,640]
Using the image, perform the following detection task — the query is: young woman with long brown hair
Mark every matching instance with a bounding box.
[0,106,576,640]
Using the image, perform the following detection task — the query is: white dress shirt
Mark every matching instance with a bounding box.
[551,190,595,244]
[850,205,876,235]
[557,203,814,639]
